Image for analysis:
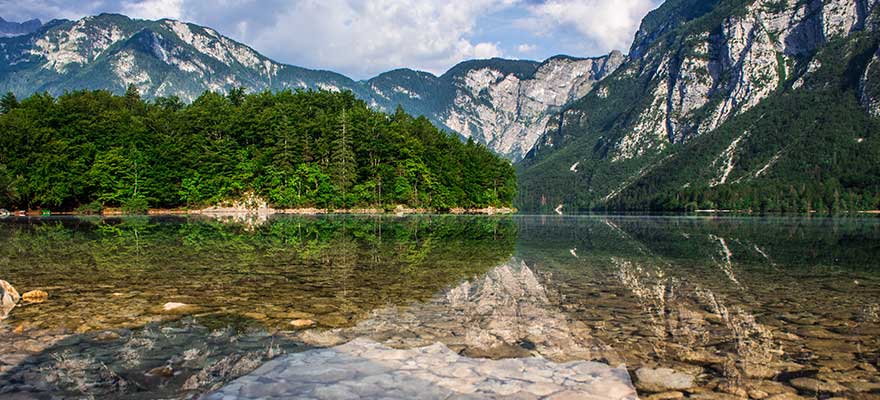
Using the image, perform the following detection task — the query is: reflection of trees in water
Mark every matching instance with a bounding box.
[0,216,516,332]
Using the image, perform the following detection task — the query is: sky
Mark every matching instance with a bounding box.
[2,0,663,79]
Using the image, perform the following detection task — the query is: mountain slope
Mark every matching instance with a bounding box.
[0,17,41,37]
[0,13,623,160]
[518,0,880,212]
[0,14,369,103]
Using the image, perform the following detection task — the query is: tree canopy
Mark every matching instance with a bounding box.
[0,89,516,211]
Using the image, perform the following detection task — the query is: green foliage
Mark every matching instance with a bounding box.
[75,201,103,215]
[0,92,18,114]
[0,89,516,211]
[121,195,149,215]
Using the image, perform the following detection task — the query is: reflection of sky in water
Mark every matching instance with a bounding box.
[0,215,878,398]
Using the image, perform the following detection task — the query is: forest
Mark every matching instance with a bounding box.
[0,87,516,212]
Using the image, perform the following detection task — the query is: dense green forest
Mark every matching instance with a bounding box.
[0,88,516,212]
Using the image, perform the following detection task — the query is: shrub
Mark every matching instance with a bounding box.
[76,201,104,215]
[121,195,149,215]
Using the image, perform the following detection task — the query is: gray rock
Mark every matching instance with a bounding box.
[788,377,848,394]
[208,338,638,399]
[1,280,20,320]
[635,367,696,393]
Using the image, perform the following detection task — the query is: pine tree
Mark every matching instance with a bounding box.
[124,84,141,111]
[227,87,246,107]
[0,92,18,114]
[331,107,356,205]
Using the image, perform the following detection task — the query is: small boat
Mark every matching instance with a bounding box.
[0,209,10,217]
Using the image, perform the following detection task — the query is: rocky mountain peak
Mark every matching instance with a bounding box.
[439,53,624,160]
[0,17,42,38]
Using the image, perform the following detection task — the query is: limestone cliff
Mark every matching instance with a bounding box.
[520,0,880,211]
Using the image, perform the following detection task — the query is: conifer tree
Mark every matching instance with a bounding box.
[331,107,356,205]
[0,92,18,114]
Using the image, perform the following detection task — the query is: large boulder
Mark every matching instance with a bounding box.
[1,280,20,320]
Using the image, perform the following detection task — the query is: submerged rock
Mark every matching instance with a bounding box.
[21,290,49,304]
[289,319,315,328]
[295,258,619,364]
[1,280,20,320]
[159,302,200,314]
[146,365,174,378]
[635,367,696,393]
[208,338,638,399]
[95,331,122,341]
[788,377,847,394]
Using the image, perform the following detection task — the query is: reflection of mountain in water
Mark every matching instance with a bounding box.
[212,258,637,399]
[519,217,791,396]
[298,258,620,364]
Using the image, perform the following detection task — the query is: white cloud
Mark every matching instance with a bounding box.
[121,0,183,20]
[234,0,513,78]
[5,0,661,78]
[517,43,537,54]
[526,0,657,52]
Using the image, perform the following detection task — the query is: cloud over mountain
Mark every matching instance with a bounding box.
[2,0,660,78]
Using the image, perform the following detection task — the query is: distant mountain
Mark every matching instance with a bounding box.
[0,13,623,160]
[0,14,369,103]
[518,0,880,212]
[367,54,624,160]
[0,17,41,37]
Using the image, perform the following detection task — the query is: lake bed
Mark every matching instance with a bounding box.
[0,215,878,399]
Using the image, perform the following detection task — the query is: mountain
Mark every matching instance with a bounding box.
[0,14,369,103]
[367,54,624,160]
[518,0,880,212]
[0,17,41,37]
[0,13,622,161]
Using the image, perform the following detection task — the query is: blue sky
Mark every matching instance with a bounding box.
[3,0,663,79]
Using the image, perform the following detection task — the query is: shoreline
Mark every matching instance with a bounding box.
[6,206,518,217]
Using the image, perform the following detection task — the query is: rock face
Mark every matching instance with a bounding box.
[1,279,19,320]
[208,338,638,400]
[436,54,624,160]
[519,0,880,211]
[589,0,880,154]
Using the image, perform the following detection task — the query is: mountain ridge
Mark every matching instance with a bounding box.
[518,0,880,212]
[0,13,622,160]
[0,17,42,37]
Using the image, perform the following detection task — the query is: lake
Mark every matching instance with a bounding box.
[0,215,878,399]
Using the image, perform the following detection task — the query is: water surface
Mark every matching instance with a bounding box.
[0,215,878,399]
